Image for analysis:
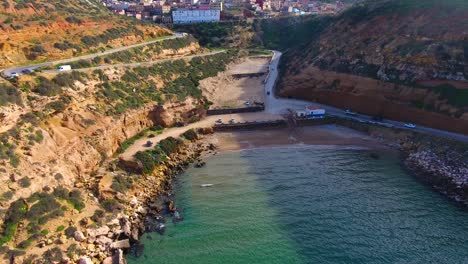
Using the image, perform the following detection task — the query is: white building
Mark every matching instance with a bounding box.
[172,9,220,24]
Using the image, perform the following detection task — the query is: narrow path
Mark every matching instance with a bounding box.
[43,50,225,74]
[2,33,185,77]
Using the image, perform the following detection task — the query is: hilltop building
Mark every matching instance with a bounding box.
[172,9,221,23]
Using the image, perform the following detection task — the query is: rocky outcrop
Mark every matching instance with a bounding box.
[402,140,468,205]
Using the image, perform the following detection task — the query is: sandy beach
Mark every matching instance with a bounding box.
[207,124,387,152]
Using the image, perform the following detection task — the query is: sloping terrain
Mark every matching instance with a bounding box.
[276,0,468,133]
[0,0,171,68]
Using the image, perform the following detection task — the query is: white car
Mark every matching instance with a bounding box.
[215,119,222,124]
[345,109,357,115]
[10,72,20,78]
[244,101,250,106]
[229,119,235,124]
[404,123,416,129]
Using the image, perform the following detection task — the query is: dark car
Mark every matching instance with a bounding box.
[21,69,34,74]
[267,91,270,95]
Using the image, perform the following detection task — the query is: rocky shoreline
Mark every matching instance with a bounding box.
[68,122,467,264]
[401,139,468,207]
[69,130,216,264]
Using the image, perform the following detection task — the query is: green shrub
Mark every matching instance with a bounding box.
[68,190,85,211]
[182,129,198,141]
[18,177,31,188]
[110,175,134,193]
[33,77,62,96]
[45,96,71,112]
[1,191,14,201]
[42,247,63,263]
[64,226,77,238]
[0,84,22,107]
[102,199,120,212]
[159,137,181,155]
[56,225,65,232]
[91,209,105,223]
[53,186,69,199]
[65,16,82,24]
[134,149,163,174]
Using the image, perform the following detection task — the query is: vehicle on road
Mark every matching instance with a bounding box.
[215,119,222,124]
[244,101,250,106]
[404,123,416,129]
[229,118,235,124]
[372,115,383,122]
[10,72,20,78]
[145,141,153,147]
[58,65,72,71]
[345,109,357,115]
[21,69,33,74]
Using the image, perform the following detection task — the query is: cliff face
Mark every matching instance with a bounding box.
[277,0,468,133]
[0,0,171,67]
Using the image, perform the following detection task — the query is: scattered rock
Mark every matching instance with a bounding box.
[78,256,93,264]
[110,239,130,249]
[74,231,86,242]
[87,225,110,238]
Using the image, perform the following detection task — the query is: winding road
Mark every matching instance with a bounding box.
[1,33,186,77]
[265,51,468,142]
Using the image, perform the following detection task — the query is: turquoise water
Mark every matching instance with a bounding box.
[128,146,468,264]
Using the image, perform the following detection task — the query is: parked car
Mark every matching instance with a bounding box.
[404,123,416,129]
[10,72,19,78]
[345,109,357,115]
[58,65,72,71]
[267,91,271,95]
[145,141,153,147]
[229,119,235,124]
[215,119,222,124]
[244,101,250,106]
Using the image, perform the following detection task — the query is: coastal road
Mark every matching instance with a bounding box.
[1,33,186,77]
[41,50,226,74]
[264,51,468,143]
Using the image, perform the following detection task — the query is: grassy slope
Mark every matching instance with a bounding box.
[0,0,171,67]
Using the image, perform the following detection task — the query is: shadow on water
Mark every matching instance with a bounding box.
[241,146,468,264]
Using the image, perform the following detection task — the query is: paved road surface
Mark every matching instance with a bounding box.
[2,33,185,77]
[265,51,468,142]
[40,50,225,74]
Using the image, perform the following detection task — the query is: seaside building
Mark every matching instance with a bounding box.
[296,106,325,118]
[172,9,220,23]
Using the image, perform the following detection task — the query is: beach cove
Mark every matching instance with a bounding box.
[127,125,468,264]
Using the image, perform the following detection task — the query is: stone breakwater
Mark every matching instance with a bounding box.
[72,134,215,264]
[402,143,468,206]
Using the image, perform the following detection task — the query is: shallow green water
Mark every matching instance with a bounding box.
[128,146,468,264]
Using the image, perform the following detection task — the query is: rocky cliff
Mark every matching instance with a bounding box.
[0,0,171,67]
[276,0,468,133]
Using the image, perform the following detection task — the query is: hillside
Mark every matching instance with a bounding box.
[0,0,171,68]
[275,0,468,133]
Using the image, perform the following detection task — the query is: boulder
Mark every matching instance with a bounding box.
[96,236,113,246]
[87,225,110,238]
[110,239,130,249]
[78,257,93,264]
[113,249,126,264]
[74,231,86,242]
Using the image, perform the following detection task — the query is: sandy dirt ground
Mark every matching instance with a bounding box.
[207,124,386,152]
[120,112,282,160]
[200,57,270,108]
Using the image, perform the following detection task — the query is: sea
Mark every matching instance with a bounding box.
[127,145,468,264]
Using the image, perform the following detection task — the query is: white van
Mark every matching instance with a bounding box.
[58,65,72,71]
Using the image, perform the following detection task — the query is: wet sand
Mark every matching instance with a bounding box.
[207,124,387,152]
